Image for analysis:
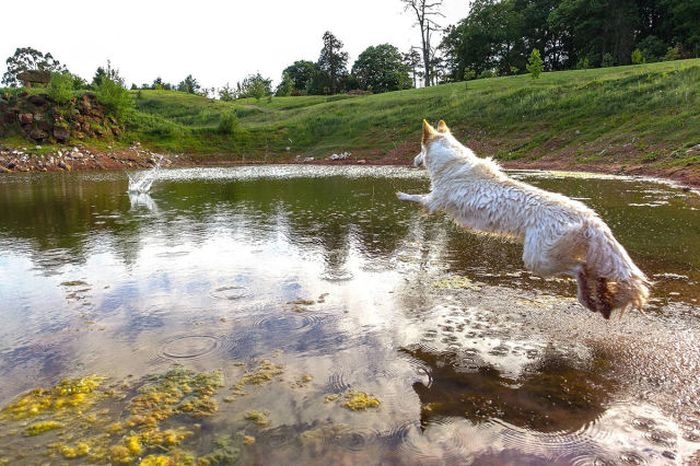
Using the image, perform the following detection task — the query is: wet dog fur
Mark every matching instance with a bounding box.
[397,120,650,319]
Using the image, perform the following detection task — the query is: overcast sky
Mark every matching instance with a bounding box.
[1,0,470,89]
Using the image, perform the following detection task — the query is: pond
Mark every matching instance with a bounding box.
[0,165,699,465]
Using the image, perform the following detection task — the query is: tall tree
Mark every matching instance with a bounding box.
[317,31,348,94]
[2,47,66,87]
[352,44,412,93]
[403,47,423,87]
[280,60,319,94]
[401,0,444,86]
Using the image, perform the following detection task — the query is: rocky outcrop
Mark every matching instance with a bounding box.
[0,91,123,144]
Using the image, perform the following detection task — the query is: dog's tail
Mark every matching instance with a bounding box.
[582,219,650,318]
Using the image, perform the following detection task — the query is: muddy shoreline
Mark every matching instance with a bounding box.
[1,145,698,189]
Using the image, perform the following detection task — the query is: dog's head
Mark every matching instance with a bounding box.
[414,119,468,171]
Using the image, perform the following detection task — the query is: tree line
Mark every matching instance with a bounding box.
[2,0,698,101]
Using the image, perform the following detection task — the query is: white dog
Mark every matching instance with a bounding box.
[397,120,650,319]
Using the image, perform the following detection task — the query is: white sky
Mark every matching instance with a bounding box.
[1,0,469,89]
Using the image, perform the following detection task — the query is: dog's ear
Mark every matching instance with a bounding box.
[437,120,450,133]
[422,119,438,144]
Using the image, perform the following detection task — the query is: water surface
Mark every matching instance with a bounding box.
[0,166,698,464]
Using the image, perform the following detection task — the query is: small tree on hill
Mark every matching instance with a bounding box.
[92,60,124,88]
[177,74,200,94]
[2,47,66,87]
[526,48,543,79]
[236,73,272,101]
[219,83,236,101]
[631,48,645,64]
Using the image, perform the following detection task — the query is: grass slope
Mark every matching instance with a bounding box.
[129,59,700,170]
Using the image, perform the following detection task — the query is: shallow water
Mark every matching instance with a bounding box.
[0,166,698,465]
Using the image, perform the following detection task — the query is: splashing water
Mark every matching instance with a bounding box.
[127,156,163,194]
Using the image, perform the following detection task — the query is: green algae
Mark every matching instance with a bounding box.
[60,280,90,287]
[25,420,64,436]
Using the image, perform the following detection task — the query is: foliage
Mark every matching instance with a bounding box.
[526,48,544,78]
[92,60,124,88]
[177,74,200,94]
[95,77,133,119]
[275,72,295,96]
[440,0,700,79]
[151,77,173,91]
[351,44,412,93]
[218,83,236,101]
[631,48,645,64]
[217,111,240,135]
[279,60,318,95]
[47,72,75,104]
[664,45,681,61]
[401,0,444,86]
[317,31,349,94]
[236,73,272,101]
[2,47,66,87]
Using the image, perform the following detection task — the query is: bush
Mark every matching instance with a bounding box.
[48,72,74,104]
[601,53,615,67]
[217,112,240,135]
[637,36,667,62]
[526,48,544,79]
[95,78,133,119]
[631,48,645,64]
[664,46,681,61]
[463,68,477,81]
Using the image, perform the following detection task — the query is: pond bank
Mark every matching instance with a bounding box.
[1,145,699,189]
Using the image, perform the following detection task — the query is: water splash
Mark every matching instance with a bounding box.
[127,155,163,194]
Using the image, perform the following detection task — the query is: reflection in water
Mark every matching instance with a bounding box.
[0,166,699,464]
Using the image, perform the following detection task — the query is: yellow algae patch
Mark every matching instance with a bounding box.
[324,394,340,403]
[139,455,176,466]
[229,360,284,398]
[242,435,256,445]
[127,367,224,428]
[244,410,270,426]
[56,441,91,458]
[0,375,106,420]
[343,391,381,411]
[433,275,480,290]
[25,420,63,436]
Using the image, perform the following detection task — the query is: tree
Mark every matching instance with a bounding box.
[352,44,412,93]
[92,60,124,88]
[152,77,173,90]
[317,31,349,94]
[2,47,66,87]
[218,83,236,101]
[236,73,272,101]
[526,48,544,78]
[403,48,423,87]
[177,74,200,94]
[275,72,295,96]
[280,60,318,94]
[401,0,444,86]
[631,48,645,64]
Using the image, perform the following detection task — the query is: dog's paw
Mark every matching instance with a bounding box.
[396,191,411,201]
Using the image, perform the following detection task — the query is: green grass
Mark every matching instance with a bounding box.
[4,60,700,170]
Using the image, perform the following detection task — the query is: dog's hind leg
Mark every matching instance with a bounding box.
[397,192,433,209]
[575,265,597,313]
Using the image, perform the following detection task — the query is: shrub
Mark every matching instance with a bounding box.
[637,36,667,62]
[95,78,133,119]
[47,72,74,104]
[463,68,477,81]
[664,46,681,61]
[631,49,645,64]
[601,53,615,67]
[217,112,240,135]
[526,48,544,79]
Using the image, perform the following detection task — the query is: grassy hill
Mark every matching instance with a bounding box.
[128,59,700,173]
[2,59,699,179]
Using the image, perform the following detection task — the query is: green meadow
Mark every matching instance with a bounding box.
[126,59,699,168]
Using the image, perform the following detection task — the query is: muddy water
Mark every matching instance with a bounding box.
[0,166,698,465]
